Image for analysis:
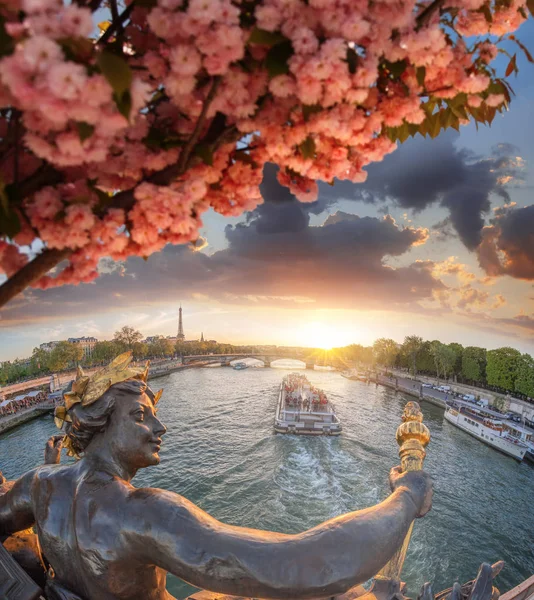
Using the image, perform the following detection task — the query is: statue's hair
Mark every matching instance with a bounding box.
[65,379,155,456]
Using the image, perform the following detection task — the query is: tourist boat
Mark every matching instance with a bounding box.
[341,370,367,381]
[233,362,248,370]
[444,401,528,461]
[274,373,342,435]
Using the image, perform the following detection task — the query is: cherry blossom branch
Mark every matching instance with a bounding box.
[0,79,225,309]
[177,77,221,171]
[416,0,445,29]
[98,2,134,46]
[0,248,71,308]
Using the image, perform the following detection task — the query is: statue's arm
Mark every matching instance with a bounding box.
[126,483,423,599]
[0,470,36,537]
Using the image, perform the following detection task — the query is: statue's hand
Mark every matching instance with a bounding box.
[44,435,65,465]
[389,466,433,518]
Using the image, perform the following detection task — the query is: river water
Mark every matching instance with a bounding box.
[1,368,533,598]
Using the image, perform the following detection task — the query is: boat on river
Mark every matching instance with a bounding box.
[274,373,341,435]
[341,370,367,381]
[444,401,529,461]
[233,362,248,370]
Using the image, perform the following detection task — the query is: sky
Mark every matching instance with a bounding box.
[1,25,534,361]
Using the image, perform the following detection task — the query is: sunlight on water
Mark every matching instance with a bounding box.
[1,369,533,599]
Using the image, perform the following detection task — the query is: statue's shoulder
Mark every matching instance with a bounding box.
[125,486,193,521]
[32,463,74,483]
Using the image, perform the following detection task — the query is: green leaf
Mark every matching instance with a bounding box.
[346,47,358,75]
[97,50,132,99]
[526,0,534,16]
[299,136,316,160]
[0,16,14,58]
[265,40,294,78]
[416,66,426,87]
[302,104,321,122]
[422,98,437,116]
[440,107,459,130]
[248,27,287,46]
[114,89,132,121]
[384,127,398,142]
[448,98,468,120]
[505,54,517,77]
[194,143,213,166]
[75,122,95,142]
[397,123,409,143]
[428,113,442,139]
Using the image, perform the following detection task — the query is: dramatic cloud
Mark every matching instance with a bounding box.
[1,209,439,324]
[477,204,534,280]
[312,132,526,250]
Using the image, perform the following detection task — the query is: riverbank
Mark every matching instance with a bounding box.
[0,362,208,434]
[0,404,54,434]
[367,374,447,409]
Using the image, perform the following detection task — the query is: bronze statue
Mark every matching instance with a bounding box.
[0,354,433,600]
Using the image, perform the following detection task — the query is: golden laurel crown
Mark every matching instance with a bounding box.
[54,351,162,431]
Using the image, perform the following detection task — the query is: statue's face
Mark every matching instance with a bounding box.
[106,391,167,469]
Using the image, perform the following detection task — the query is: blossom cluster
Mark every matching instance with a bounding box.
[0,0,529,290]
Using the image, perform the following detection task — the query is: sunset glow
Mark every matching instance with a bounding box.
[297,322,346,351]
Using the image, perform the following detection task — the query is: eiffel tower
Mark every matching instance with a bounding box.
[177,305,185,340]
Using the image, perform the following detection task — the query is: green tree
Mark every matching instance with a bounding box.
[415,341,434,375]
[48,342,83,371]
[91,341,123,364]
[515,353,534,398]
[113,326,143,350]
[373,338,399,373]
[429,341,457,380]
[448,343,464,378]
[462,346,487,384]
[486,347,521,391]
[402,335,424,377]
[31,347,50,374]
[148,338,174,358]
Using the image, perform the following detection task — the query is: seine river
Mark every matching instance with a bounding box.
[1,368,533,598]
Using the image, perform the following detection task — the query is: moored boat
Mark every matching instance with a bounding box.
[233,362,248,370]
[341,370,367,381]
[444,401,529,461]
[274,373,341,435]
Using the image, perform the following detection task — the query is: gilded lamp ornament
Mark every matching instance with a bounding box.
[376,401,430,582]
[54,351,162,456]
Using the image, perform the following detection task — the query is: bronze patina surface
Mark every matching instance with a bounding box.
[0,355,433,600]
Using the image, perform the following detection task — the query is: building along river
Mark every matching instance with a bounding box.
[1,368,533,599]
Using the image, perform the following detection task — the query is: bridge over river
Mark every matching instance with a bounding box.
[181,354,316,369]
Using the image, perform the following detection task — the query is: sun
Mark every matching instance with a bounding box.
[300,322,343,350]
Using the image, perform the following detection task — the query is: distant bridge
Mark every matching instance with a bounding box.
[181,354,315,369]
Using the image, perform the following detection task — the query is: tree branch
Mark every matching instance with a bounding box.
[98,2,135,46]
[0,248,72,308]
[416,0,445,29]
[0,78,230,309]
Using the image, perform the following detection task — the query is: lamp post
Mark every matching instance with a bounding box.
[375,401,431,583]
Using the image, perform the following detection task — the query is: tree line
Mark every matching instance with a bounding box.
[333,336,534,400]
[0,326,278,384]
[2,329,532,401]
